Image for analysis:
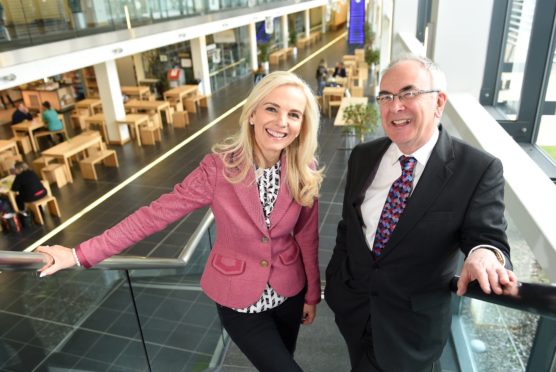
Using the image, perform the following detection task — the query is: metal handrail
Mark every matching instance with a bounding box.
[2,209,554,321]
[0,210,215,272]
[450,276,556,321]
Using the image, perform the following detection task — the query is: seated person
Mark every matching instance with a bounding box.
[11,103,33,124]
[40,101,65,143]
[11,161,47,211]
[332,62,347,78]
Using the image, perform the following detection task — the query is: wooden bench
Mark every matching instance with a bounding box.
[269,49,289,64]
[296,36,310,49]
[185,93,208,113]
[79,149,119,180]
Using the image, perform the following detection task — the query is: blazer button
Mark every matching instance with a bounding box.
[260,260,269,268]
[261,236,269,243]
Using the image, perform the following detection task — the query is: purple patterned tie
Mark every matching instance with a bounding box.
[372,156,417,259]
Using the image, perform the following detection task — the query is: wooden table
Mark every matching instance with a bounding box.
[41,131,103,183]
[0,139,20,156]
[11,120,46,152]
[84,113,109,142]
[0,175,18,212]
[121,86,150,100]
[322,86,346,113]
[333,97,369,126]
[75,99,102,116]
[124,99,173,126]
[163,85,198,107]
[116,114,150,146]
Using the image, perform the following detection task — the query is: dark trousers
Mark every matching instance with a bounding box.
[216,289,305,372]
[348,317,440,372]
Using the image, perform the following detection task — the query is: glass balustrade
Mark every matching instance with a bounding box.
[0,0,289,53]
[451,213,553,372]
[0,216,221,371]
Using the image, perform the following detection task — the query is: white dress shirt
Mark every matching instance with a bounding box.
[361,129,439,250]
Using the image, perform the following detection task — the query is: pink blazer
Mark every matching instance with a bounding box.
[75,153,321,308]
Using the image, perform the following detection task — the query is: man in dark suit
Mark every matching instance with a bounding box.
[324,55,517,372]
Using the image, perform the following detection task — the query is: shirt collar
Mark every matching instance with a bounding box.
[388,126,440,166]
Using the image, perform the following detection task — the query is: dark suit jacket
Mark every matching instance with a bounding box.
[325,126,511,372]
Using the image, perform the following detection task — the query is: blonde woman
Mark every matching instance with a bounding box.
[38,71,323,371]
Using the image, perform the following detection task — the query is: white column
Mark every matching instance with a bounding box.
[281,15,289,48]
[132,54,145,82]
[304,9,310,38]
[321,5,327,33]
[249,22,258,70]
[191,36,211,96]
[94,60,130,144]
[391,0,419,37]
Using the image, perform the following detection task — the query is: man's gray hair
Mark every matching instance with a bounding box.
[382,54,447,92]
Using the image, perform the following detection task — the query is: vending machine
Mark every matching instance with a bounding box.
[167,68,185,88]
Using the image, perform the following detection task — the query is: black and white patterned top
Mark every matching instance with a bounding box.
[234,160,287,313]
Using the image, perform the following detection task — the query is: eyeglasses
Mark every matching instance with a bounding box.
[376,89,440,105]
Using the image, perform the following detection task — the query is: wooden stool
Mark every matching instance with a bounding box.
[172,111,189,128]
[140,126,161,145]
[25,181,61,225]
[41,163,68,189]
[32,156,53,175]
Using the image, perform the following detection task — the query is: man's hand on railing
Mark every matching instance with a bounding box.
[457,248,519,296]
[36,245,77,277]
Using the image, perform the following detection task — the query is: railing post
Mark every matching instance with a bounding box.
[526,316,556,372]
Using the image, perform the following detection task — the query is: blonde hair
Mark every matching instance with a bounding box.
[212,71,323,207]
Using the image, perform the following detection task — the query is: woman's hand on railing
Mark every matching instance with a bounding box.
[36,245,77,277]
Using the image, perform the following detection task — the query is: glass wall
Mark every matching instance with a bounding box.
[495,0,536,120]
[536,49,556,163]
[208,26,251,92]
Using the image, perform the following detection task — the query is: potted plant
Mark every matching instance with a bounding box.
[342,103,379,143]
[365,47,380,67]
[364,24,375,48]
[259,41,270,73]
[289,28,298,57]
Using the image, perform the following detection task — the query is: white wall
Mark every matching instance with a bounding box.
[391,0,419,37]
[431,0,493,98]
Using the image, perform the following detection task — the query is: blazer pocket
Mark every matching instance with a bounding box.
[211,254,246,276]
[279,246,300,265]
[410,290,450,311]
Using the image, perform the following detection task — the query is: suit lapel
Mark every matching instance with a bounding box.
[232,166,268,235]
[379,127,455,259]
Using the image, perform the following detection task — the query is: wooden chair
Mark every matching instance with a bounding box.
[25,181,61,225]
